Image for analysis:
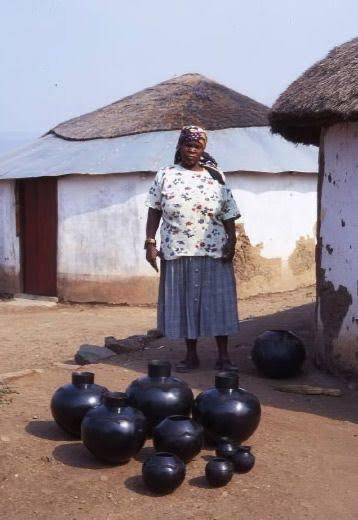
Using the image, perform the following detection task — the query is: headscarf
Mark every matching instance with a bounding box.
[177,125,208,149]
[174,125,225,185]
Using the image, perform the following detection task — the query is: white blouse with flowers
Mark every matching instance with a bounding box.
[146,165,241,260]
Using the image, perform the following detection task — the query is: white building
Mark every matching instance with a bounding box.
[0,73,317,304]
[270,38,358,374]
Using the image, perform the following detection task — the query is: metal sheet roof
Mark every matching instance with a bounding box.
[0,127,317,180]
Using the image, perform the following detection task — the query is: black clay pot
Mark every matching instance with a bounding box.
[205,457,233,487]
[252,330,306,378]
[153,415,203,463]
[142,452,186,494]
[126,361,194,433]
[232,446,255,473]
[215,438,238,459]
[81,392,147,464]
[50,372,107,437]
[192,372,261,444]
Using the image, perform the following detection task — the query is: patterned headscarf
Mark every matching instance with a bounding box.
[174,125,224,185]
[177,125,208,149]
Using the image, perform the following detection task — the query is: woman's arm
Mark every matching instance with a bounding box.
[222,218,237,261]
[145,207,162,272]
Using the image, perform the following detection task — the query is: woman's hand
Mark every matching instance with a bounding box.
[146,243,160,272]
[222,240,236,262]
[222,218,237,262]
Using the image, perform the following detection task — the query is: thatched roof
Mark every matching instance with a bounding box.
[50,73,269,141]
[270,38,358,145]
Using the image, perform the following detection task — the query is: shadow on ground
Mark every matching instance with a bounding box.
[101,302,358,424]
[26,420,75,441]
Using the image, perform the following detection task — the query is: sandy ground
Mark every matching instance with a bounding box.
[0,286,357,520]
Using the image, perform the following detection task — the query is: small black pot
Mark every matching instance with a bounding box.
[142,452,186,494]
[215,438,238,459]
[50,372,107,437]
[126,360,194,433]
[252,330,306,378]
[81,392,147,464]
[232,446,255,473]
[153,415,203,463]
[205,457,233,487]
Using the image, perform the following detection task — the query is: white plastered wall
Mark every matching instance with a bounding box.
[0,180,20,292]
[57,172,316,303]
[317,122,358,372]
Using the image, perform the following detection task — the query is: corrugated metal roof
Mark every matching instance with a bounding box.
[0,127,317,180]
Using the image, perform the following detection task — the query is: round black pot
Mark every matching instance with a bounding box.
[252,330,306,378]
[205,457,233,487]
[215,438,238,459]
[232,446,255,473]
[50,372,107,437]
[81,392,147,464]
[142,452,186,494]
[153,415,203,463]
[126,360,194,433]
[192,372,261,444]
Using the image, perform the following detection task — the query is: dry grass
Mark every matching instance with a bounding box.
[270,37,358,145]
[50,73,269,140]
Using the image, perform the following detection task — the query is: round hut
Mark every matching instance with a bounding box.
[0,73,317,304]
[270,37,358,374]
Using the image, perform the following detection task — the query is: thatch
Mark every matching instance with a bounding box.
[270,37,358,145]
[50,73,269,141]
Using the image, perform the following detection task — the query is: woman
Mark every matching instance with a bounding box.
[145,125,240,372]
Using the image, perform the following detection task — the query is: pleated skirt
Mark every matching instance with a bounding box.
[157,256,240,339]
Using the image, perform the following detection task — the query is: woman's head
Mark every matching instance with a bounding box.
[174,125,224,184]
[175,126,207,168]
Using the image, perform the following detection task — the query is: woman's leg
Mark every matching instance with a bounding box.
[215,335,238,370]
[176,338,200,372]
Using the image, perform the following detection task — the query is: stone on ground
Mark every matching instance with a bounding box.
[74,344,116,365]
[105,335,149,354]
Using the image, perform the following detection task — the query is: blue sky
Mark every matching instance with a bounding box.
[0,0,357,135]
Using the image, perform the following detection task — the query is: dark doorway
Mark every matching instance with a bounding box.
[18,177,58,296]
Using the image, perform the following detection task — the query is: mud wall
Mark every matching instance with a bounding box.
[0,180,20,293]
[229,172,317,298]
[316,123,358,374]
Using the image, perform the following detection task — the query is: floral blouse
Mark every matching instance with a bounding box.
[146,165,241,260]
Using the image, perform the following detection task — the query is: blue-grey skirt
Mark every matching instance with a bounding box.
[157,256,240,339]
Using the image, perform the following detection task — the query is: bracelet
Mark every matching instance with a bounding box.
[144,238,156,249]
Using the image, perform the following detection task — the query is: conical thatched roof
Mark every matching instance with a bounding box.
[270,38,358,146]
[50,73,269,141]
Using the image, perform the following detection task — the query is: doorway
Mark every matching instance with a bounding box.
[18,177,58,296]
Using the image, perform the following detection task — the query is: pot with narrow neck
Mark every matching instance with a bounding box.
[81,392,147,464]
[126,360,194,433]
[50,371,107,437]
[192,372,261,445]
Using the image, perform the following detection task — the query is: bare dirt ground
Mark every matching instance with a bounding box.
[0,286,357,520]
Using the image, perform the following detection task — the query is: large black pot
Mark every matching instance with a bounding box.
[50,372,107,437]
[153,415,203,463]
[142,452,186,494]
[192,372,261,445]
[81,392,147,464]
[252,330,306,378]
[126,361,194,433]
